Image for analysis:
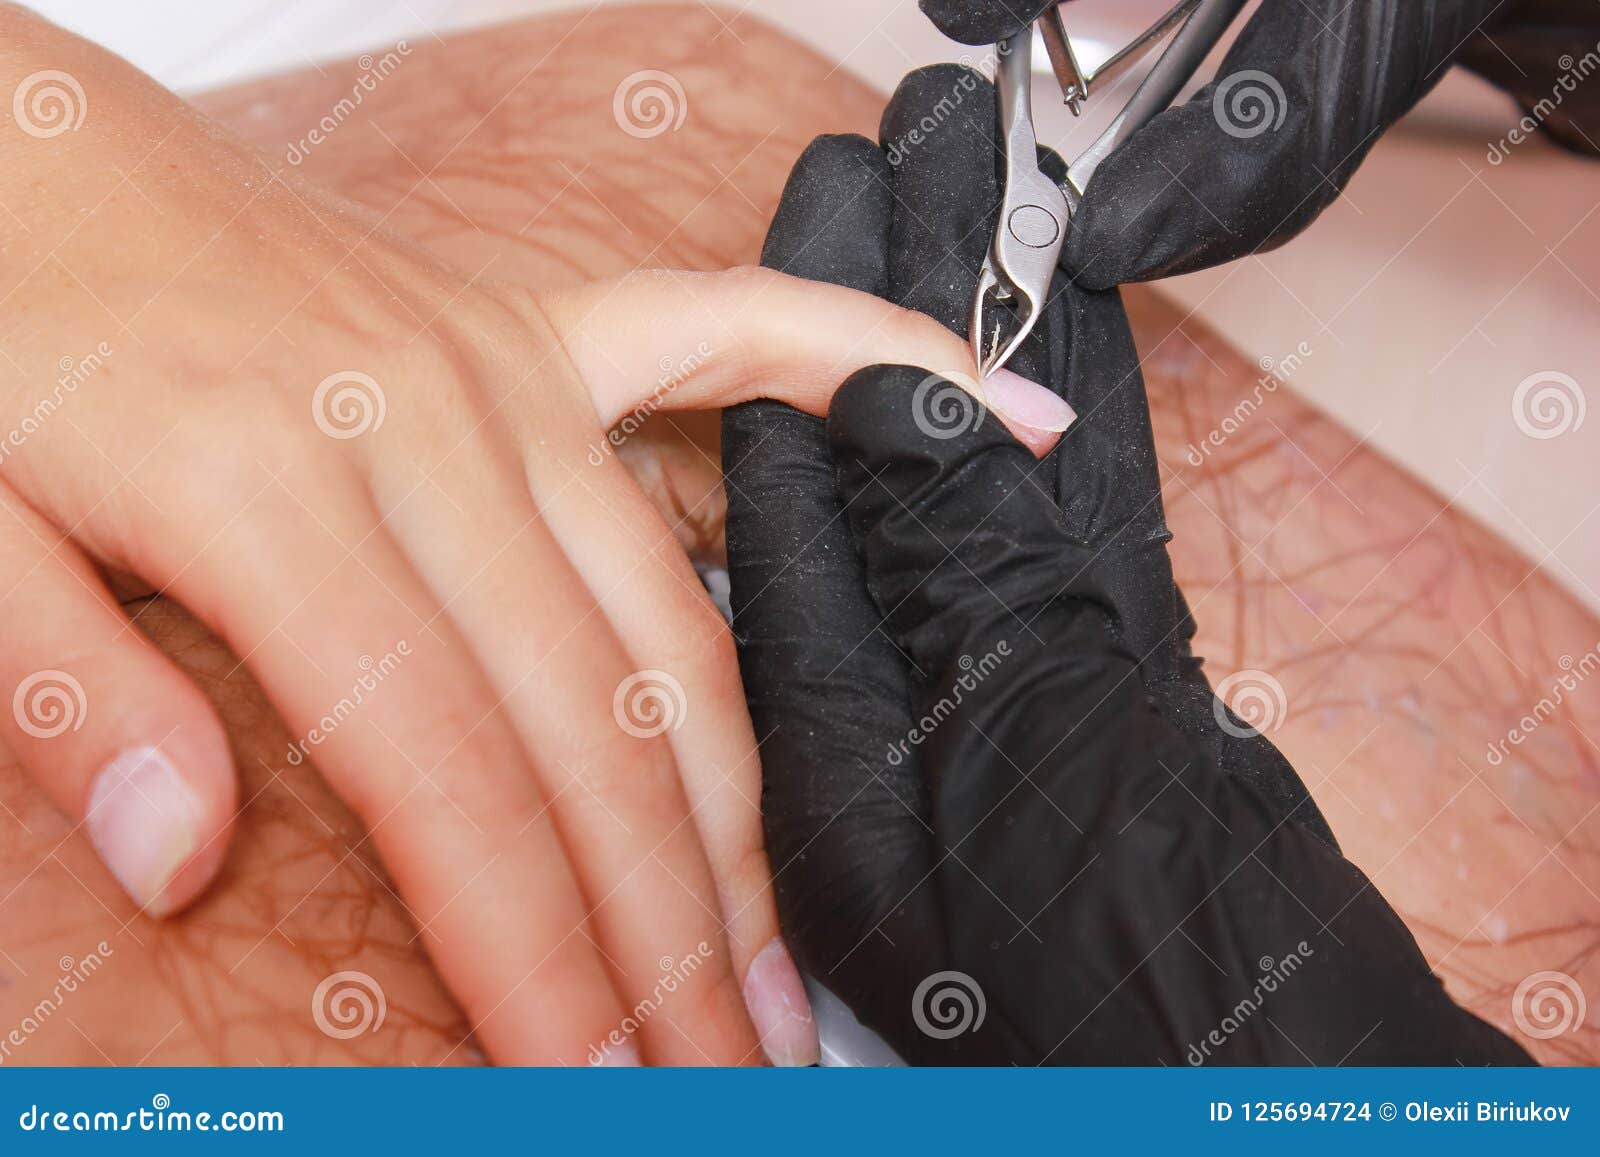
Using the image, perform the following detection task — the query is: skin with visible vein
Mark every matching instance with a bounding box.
[0,3,1592,1065]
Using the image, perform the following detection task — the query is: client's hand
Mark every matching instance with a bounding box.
[0,6,1065,1065]
[724,66,1534,1065]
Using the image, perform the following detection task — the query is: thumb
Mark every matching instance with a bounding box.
[536,268,1074,456]
[917,0,1056,45]
[827,364,1128,682]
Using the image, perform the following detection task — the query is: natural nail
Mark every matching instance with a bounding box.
[743,937,819,1067]
[85,746,200,916]
[982,368,1076,436]
[588,1037,642,1066]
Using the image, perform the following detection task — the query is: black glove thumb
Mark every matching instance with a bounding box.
[827,363,1128,689]
[917,0,1057,45]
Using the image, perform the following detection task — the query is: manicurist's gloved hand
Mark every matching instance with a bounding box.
[723,65,1534,1065]
[916,0,1588,286]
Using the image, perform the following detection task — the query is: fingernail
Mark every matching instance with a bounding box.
[85,746,201,917]
[743,938,819,1067]
[589,1038,642,1066]
[982,368,1076,434]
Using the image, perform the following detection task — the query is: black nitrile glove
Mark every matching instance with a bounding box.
[722,65,1533,1065]
[919,1,1596,287]
[918,0,1057,43]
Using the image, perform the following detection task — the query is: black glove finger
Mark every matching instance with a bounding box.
[721,135,938,975]
[881,66,1069,430]
[917,0,1058,46]
[1063,0,1505,288]
[1051,282,1183,679]
[827,363,1126,684]
[1052,287,1338,845]
[880,65,1001,332]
